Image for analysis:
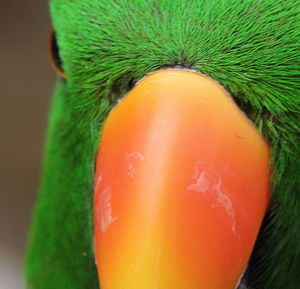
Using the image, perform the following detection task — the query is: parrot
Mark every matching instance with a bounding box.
[25,1,300,289]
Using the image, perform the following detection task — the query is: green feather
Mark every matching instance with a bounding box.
[25,1,300,288]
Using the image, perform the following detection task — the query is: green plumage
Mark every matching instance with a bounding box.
[25,0,300,288]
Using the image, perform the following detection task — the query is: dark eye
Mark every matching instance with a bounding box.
[48,29,67,79]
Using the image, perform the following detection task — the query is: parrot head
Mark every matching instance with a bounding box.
[26,1,300,289]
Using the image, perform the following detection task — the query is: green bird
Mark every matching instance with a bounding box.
[25,1,300,289]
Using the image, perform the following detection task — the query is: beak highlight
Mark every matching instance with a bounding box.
[94,70,270,289]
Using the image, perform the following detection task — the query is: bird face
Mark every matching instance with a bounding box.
[26,1,300,289]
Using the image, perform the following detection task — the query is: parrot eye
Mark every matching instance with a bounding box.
[48,29,67,79]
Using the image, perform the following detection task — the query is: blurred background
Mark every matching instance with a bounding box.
[1,1,55,288]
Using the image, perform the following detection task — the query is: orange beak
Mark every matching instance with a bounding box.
[94,69,270,289]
